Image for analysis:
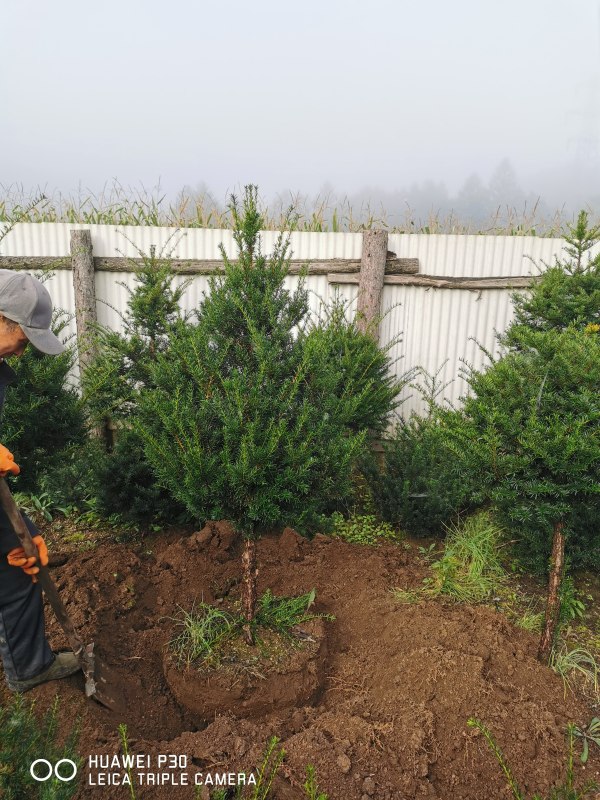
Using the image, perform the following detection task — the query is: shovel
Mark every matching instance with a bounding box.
[0,478,119,709]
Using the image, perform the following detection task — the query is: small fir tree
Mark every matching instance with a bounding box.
[461,325,600,662]
[505,210,600,339]
[138,186,366,643]
[83,241,191,425]
[81,242,191,524]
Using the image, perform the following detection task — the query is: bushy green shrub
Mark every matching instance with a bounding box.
[329,511,402,545]
[304,296,403,433]
[3,313,87,494]
[462,325,600,573]
[138,187,364,534]
[83,245,190,425]
[505,210,600,339]
[35,439,99,511]
[81,243,191,523]
[90,428,189,526]
[362,406,483,537]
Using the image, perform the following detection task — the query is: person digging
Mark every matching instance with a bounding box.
[0,270,81,692]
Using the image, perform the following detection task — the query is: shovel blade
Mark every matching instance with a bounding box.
[79,643,125,712]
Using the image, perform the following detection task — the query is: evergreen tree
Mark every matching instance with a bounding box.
[461,325,600,661]
[138,186,366,642]
[81,243,191,524]
[505,210,600,339]
[83,243,190,425]
[303,297,403,435]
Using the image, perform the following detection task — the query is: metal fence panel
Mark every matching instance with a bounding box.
[1,223,579,419]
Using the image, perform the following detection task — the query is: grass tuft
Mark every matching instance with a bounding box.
[168,590,331,667]
[550,645,599,701]
[0,694,80,800]
[423,512,506,603]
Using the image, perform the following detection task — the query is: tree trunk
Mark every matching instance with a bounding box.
[537,521,566,664]
[241,538,258,645]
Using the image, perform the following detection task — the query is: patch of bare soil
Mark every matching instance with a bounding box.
[1,523,598,800]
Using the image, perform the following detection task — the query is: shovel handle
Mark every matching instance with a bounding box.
[0,478,86,658]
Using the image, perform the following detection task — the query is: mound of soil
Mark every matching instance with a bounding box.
[1,522,598,800]
[163,617,327,718]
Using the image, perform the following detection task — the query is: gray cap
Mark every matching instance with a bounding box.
[0,270,64,355]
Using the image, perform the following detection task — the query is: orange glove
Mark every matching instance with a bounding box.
[7,535,49,583]
[0,443,19,476]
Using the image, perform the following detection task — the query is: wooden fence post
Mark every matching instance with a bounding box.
[356,230,388,339]
[70,230,97,374]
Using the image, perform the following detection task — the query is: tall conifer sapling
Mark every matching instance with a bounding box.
[139,187,364,644]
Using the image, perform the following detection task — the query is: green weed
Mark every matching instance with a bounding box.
[208,736,284,799]
[168,603,239,667]
[417,542,439,562]
[13,491,68,523]
[424,512,506,603]
[330,512,402,546]
[572,718,600,764]
[559,576,587,626]
[390,588,422,604]
[467,718,598,799]
[169,590,331,667]
[515,610,544,633]
[550,645,599,700]
[118,724,136,800]
[304,764,328,800]
[255,589,334,635]
[0,694,80,800]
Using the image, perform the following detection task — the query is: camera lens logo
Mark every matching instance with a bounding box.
[30,759,78,782]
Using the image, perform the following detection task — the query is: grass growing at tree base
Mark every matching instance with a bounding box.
[392,512,507,605]
[168,589,332,668]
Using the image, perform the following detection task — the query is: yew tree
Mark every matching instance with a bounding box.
[462,325,600,662]
[138,187,365,642]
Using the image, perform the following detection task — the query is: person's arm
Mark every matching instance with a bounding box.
[0,444,49,582]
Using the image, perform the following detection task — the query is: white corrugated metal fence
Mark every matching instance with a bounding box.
[0,223,576,418]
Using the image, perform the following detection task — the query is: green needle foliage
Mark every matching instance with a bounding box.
[505,211,600,338]
[3,313,86,494]
[362,405,482,537]
[461,325,600,573]
[81,240,192,524]
[83,238,191,424]
[304,295,403,434]
[138,186,365,536]
[0,695,80,800]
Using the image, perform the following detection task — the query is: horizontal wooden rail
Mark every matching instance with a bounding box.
[328,273,534,289]
[0,256,419,276]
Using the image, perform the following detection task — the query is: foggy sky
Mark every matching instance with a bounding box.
[2,0,600,219]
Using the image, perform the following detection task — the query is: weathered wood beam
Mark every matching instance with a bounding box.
[0,256,420,275]
[328,273,535,289]
[70,230,98,374]
[356,230,388,338]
